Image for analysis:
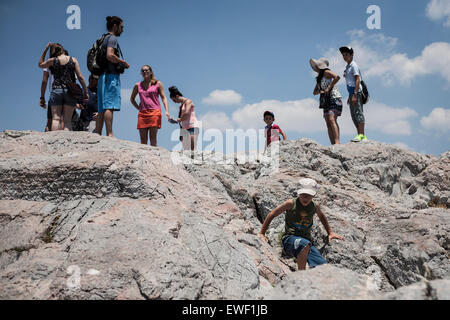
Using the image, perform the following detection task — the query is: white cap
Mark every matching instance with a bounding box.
[296,178,319,196]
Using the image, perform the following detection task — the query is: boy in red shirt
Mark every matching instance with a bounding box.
[264,111,286,148]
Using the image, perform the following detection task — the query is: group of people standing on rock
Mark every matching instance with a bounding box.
[38,15,368,152]
[36,15,366,271]
[265,46,368,148]
[38,16,199,151]
[311,46,368,144]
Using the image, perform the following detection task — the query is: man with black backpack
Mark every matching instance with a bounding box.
[91,16,129,137]
[339,46,368,142]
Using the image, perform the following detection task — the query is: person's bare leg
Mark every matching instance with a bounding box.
[325,118,334,145]
[60,107,65,130]
[139,128,149,145]
[63,105,75,131]
[296,244,310,271]
[335,118,341,143]
[149,127,158,147]
[51,105,63,131]
[180,129,188,151]
[329,115,340,144]
[191,134,198,151]
[96,112,104,135]
[358,122,365,136]
[45,118,52,132]
[104,109,114,137]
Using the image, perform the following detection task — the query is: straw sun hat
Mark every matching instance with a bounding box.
[309,57,329,72]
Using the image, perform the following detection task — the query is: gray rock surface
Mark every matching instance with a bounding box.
[0,130,448,300]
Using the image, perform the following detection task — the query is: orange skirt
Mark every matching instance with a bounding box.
[137,108,161,129]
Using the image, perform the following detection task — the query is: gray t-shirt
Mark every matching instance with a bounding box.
[344,61,362,92]
[102,34,120,75]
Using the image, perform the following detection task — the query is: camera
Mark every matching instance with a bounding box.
[116,62,125,74]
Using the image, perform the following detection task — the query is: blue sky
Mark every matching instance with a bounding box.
[0,0,449,156]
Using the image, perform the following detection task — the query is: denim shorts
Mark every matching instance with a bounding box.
[187,127,199,135]
[323,98,343,118]
[282,235,327,268]
[49,88,77,108]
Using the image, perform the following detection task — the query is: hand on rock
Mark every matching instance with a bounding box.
[328,232,344,243]
[257,232,268,243]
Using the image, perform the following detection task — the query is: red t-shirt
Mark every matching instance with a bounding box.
[265,124,283,146]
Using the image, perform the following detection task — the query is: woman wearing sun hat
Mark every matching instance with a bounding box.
[258,178,344,271]
[309,57,343,145]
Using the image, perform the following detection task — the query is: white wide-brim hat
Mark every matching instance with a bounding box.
[296,178,319,196]
[309,58,329,72]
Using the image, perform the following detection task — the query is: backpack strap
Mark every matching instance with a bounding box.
[117,42,124,59]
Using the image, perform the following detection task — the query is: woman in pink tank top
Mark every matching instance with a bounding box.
[168,86,199,152]
[130,65,170,146]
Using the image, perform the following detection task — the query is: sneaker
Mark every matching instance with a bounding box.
[360,135,367,141]
[351,134,363,142]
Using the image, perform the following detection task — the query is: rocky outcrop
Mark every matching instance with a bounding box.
[0,130,448,299]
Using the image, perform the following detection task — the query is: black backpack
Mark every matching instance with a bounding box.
[360,80,370,104]
[87,33,110,76]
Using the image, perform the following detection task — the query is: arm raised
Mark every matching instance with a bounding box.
[258,199,293,242]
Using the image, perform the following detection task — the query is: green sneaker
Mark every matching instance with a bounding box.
[351,134,363,142]
[361,135,367,141]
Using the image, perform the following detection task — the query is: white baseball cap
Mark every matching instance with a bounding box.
[296,178,319,196]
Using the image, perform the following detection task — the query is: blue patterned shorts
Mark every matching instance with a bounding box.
[98,73,121,113]
[282,235,327,268]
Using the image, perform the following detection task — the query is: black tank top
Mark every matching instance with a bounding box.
[51,56,76,89]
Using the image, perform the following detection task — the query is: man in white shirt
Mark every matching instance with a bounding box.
[340,46,367,142]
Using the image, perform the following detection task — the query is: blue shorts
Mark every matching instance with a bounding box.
[187,127,199,135]
[98,73,121,113]
[282,235,327,268]
[49,88,77,108]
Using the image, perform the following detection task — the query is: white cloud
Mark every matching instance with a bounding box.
[420,107,450,132]
[324,30,399,80]
[426,0,450,27]
[202,90,242,106]
[393,142,412,151]
[323,30,450,87]
[367,42,450,86]
[365,101,418,136]
[198,112,234,131]
[231,98,328,133]
[229,98,417,137]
